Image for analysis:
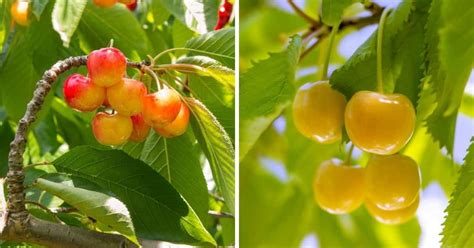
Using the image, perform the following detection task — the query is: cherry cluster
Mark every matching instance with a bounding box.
[214,0,233,30]
[293,81,420,224]
[63,47,189,146]
[93,0,137,11]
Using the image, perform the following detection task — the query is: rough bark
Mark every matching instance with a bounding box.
[2,56,148,247]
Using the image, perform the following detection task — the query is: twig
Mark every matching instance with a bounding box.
[25,201,63,224]
[287,0,319,27]
[300,9,384,61]
[210,193,225,202]
[208,210,234,219]
[51,206,78,214]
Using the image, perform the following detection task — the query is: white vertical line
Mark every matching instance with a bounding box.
[234,0,240,247]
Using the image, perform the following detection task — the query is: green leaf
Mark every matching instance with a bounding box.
[188,75,235,141]
[187,98,235,213]
[176,56,235,87]
[321,0,353,26]
[121,132,210,225]
[52,0,87,47]
[425,0,474,154]
[0,2,62,121]
[185,28,235,69]
[151,0,171,26]
[239,35,302,159]
[442,138,474,247]
[0,120,14,177]
[52,146,216,245]
[160,0,219,34]
[172,19,195,48]
[34,178,138,244]
[330,0,415,99]
[33,111,60,156]
[78,3,151,58]
[31,0,50,19]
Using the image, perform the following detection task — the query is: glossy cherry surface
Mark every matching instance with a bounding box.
[87,47,126,87]
[345,91,416,155]
[11,1,29,26]
[292,81,346,144]
[314,159,366,214]
[142,88,182,128]
[154,103,189,138]
[129,114,150,142]
[107,78,147,116]
[63,74,105,112]
[366,195,419,225]
[366,154,420,210]
[92,112,132,145]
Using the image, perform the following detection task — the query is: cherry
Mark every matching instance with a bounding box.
[92,112,133,145]
[107,78,147,116]
[366,154,420,210]
[63,74,105,112]
[126,1,137,11]
[87,47,126,87]
[129,114,150,142]
[313,159,365,214]
[345,91,415,155]
[142,88,182,128]
[92,0,117,8]
[366,195,419,225]
[292,81,346,144]
[11,0,29,26]
[214,0,233,30]
[154,103,190,138]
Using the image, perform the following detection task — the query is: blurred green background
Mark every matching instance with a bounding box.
[239,0,474,247]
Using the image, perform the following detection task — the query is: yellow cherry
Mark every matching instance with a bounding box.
[345,91,416,155]
[366,154,420,210]
[292,81,346,144]
[313,159,365,214]
[366,195,419,225]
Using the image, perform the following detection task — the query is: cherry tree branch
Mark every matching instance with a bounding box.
[3,55,145,247]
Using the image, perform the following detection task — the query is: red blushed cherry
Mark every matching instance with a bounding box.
[142,88,182,128]
[214,1,233,30]
[129,114,150,142]
[154,103,189,138]
[87,47,126,87]
[107,78,147,116]
[92,0,117,8]
[126,1,137,11]
[63,74,105,112]
[92,112,133,146]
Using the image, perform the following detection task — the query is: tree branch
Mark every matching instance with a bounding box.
[1,216,137,248]
[287,0,320,27]
[3,55,147,247]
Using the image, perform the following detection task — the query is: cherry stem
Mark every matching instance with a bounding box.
[23,161,51,170]
[143,66,163,90]
[376,8,391,94]
[321,23,339,80]
[108,39,114,48]
[344,144,355,165]
[25,201,63,224]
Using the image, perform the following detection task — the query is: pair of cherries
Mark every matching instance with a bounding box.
[292,80,419,224]
[63,47,189,146]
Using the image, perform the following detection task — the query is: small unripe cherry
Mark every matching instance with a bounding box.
[292,81,346,144]
[63,74,106,112]
[107,78,147,116]
[154,103,190,138]
[11,0,29,26]
[313,159,365,214]
[366,195,419,225]
[366,154,420,210]
[142,88,182,128]
[87,47,126,87]
[92,112,133,146]
[92,0,117,8]
[345,91,416,155]
[129,114,150,142]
